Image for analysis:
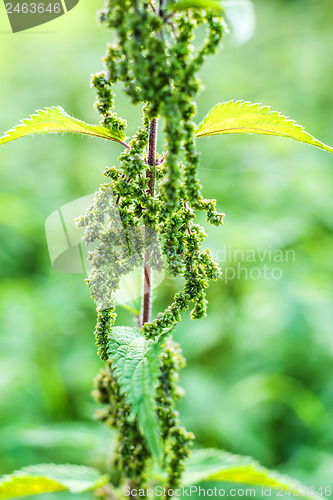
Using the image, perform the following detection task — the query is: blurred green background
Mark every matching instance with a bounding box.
[0,0,333,495]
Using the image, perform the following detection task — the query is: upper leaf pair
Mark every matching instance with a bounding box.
[1,101,332,154]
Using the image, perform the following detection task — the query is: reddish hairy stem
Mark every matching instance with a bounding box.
[147,118,158,167]
[140,119,158,327]
[120,141,131,150]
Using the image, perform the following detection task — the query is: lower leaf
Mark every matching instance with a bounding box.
[0,464,108,499]
[107,327,169,460]
[183,449,325,500]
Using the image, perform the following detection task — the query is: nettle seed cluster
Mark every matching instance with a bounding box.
[76,0,225,492]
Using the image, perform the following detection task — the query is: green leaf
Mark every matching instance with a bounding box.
[0,464,108,499]
[183,449,324,500]
[107,327,167,460]
[195,100,333,153]
[0,107,126,146]
[168,0,222,12]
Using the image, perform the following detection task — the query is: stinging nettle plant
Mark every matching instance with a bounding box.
[0,1,332,499]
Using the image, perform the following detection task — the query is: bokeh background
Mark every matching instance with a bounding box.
[0,0,333,496]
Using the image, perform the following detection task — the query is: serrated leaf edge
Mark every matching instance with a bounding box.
[0,106,126,146]
[107,327,167,460]
[195,100,333,154]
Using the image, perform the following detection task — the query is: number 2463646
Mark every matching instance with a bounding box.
[5,3,61,14]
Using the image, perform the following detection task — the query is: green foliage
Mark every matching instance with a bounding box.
[167,0,222,13]
[0,464,108,499]
[183,450,324,500]
[1,0,333,496]
[195,100,333,153]
[106,327,168,460]
[98,0,226,223]
[0,107,126,146]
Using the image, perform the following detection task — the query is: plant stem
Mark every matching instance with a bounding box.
[159,0,165,18]
[147,118,158,167]
[141,118,158,327]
